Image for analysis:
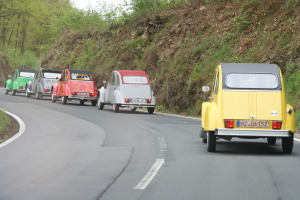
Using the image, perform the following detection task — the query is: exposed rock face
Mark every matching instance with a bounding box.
[0,52,10,87]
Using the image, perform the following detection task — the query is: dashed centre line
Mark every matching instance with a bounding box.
[134,159,165,190]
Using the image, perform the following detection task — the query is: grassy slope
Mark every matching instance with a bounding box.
[0,110,8,133]
[41,0,300,130]
[0,110,9,143]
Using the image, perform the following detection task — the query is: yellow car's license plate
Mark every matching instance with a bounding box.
[237,120,269,128]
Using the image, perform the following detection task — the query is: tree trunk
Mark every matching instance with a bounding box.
[14,14,21,50]
[8,25,15,46]
[20,18,28,55]
[1,22,8,46]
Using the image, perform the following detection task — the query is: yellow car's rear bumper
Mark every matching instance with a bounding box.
[216,129,291,137]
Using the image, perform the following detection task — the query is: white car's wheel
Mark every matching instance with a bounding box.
[130,107,137,112]
[35,92,41,99]
[147,107,155,114]
[98,99,104,110]
[113,104,119,113]
[26,89,31,98]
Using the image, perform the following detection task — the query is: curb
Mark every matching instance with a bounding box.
[0,109,26,148]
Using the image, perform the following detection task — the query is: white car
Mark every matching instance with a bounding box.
[98,70,156,114]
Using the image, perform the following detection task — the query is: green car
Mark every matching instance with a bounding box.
[5,68,36,95]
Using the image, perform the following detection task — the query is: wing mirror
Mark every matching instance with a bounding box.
[202,86,210,93]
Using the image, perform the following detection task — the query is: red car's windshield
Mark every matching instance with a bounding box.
[71,73,92,81]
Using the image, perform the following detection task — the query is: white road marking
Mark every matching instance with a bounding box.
[134,159,165,190]
[138,125,167,152]
[0,109,26,149]
[295,138,300,142]
[158,137,167,151]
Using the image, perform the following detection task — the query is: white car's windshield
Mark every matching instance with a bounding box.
[123,76,148,84]
[20,72,35,78]
[44,72,61,79]
[226,73,279,89]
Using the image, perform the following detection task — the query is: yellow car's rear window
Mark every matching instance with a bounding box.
[226,73,279,89]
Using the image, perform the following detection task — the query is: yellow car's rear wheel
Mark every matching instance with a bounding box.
[207,131,216,152]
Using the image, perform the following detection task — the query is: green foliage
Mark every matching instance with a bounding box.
[284,0,300,9]
[284,67,300,131]
[2,48,39,69]
[123,38,148,59]
[57,10,109,32]
[131,0,183,16]
[235,15,252,32]
[0,110,8,134]
[193,41,210,55]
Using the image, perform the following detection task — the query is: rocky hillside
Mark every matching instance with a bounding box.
[0,52,11,87]
[41,1,299,122]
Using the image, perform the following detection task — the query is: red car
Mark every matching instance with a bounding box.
[51,69,98,106]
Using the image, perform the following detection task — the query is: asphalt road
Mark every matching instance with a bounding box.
[0,88,300,200]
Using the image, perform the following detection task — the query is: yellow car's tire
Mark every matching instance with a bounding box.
[207,131,216,152]
[282,133,294,154]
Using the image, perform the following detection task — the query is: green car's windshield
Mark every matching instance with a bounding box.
[20,72,35,78]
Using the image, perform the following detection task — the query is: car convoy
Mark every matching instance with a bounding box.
[4,63,296,153]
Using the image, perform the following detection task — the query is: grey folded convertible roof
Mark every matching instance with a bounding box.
[40,68,61,73]
[69,69,92,74]
[220,63,281,90]
[18,68,36,73]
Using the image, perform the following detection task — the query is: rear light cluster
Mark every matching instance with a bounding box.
[224,120,282,129]
[272,121,282,129]
[224,120,234,128]
[124,98,152,103]
[89,93,94,97]
[44,89,49,92]
[19,86,23,90]
[71,91,76,95]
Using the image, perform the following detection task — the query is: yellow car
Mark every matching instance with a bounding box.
[200,63,296,153]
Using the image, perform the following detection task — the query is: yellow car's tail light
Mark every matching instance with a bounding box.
[224,120,234,128]
[272,121,282,129]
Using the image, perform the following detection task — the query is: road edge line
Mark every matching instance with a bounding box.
[0,109,26,148]
[134,159,165,190]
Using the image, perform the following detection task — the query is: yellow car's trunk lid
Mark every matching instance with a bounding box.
[222,91,282,121]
